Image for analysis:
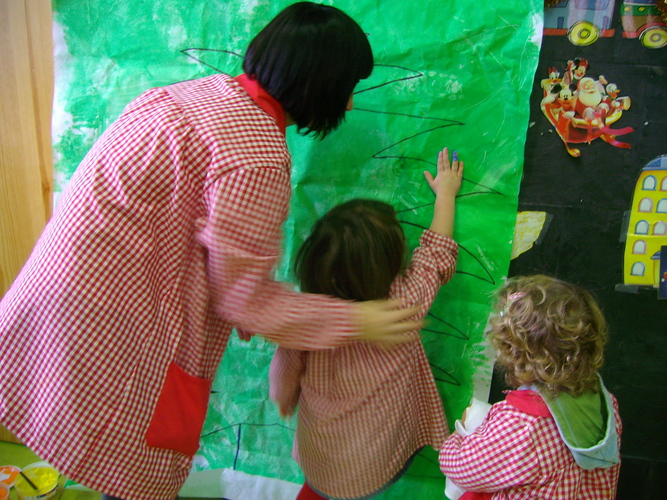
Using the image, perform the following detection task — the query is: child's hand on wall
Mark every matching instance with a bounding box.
[424,147,464,237]
[424,147,464,199]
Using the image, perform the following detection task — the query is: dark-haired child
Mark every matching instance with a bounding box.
[270,148,464,500]
[439,275,622,499]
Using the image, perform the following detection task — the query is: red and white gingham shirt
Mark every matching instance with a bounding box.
[439,391,622,499]
[270,231,458,499]
[0,74,359,500]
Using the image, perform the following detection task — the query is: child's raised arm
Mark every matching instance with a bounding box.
[423,147,464,237]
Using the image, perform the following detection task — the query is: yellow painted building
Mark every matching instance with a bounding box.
[623,155,667,287]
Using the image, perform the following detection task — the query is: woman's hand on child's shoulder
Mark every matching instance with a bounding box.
[424,147,464,199]
[355,299,421,347]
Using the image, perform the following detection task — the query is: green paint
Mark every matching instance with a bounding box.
[52,0,541,496]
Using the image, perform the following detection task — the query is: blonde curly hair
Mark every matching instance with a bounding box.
[488,275,608,397]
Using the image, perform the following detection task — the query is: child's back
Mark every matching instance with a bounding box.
[270,149,464,499]
[439,275,622,500]
[287,229,456,498]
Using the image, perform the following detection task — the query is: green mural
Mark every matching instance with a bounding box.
[52,1,542,497]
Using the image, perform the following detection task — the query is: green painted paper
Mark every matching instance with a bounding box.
[52,1,542,497]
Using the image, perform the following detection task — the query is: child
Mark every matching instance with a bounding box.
[269,148,464,500]
[439,275,622,499]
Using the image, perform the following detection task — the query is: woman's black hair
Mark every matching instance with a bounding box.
[243,2,373,139]
[294,199,406,302]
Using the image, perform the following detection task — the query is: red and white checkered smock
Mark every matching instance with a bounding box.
[270,230,458,499]
[439,390,622,500]
[0,74,360,500]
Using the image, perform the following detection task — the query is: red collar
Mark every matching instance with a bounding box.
[234,74,286,135]
[505,390,552,418]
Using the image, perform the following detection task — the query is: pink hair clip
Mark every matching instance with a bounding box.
[500,292,525,317]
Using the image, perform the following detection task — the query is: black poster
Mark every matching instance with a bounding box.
[505,0,667,494]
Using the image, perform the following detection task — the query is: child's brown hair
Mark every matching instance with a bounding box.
[294,199,406,302]
[488,275,608,397]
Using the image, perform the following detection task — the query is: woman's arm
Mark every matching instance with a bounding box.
[201,166,420,349]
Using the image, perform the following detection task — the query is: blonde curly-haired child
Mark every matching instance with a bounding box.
[440,275,622,500]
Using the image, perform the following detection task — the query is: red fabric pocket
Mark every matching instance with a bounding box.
[145,362,212,456]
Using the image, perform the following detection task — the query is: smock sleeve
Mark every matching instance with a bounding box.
[439,404,541,492]
[269,347,307,417]
[391,230,458,309]
[199,165,357,350]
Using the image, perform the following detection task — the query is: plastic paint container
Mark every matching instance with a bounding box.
[14,462,60,500]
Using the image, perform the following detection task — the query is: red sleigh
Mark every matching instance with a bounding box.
[540,65,633,157]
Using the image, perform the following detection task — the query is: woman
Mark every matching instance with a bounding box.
[0,3,418,500]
